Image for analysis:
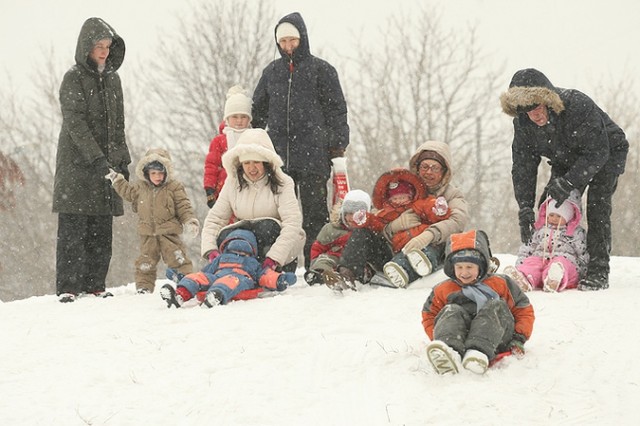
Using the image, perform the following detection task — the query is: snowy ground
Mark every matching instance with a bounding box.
[1,254,639,425]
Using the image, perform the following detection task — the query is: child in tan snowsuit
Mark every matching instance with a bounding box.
[107,148,199,293]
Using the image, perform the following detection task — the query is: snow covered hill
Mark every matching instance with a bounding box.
[1,254,639,425]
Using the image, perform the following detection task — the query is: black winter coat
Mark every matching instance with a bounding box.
[501,68,628,210]
[252,12,349,178]
[53,17,131,216]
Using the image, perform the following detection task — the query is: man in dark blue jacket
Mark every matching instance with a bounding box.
[252,12,349,268]
[500,68,628,291]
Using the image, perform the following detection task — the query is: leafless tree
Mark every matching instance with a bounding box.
[343,6,515,250]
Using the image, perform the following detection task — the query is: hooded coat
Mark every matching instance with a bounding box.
[252,12,349,177]
[516,190,589,277]
[112,148,197,236]
[358,168,452,253]
[201,129,305,266]
[500,68,628,210]
[408,141,469,246]
[53,17,131,216]
[422,230,535,342]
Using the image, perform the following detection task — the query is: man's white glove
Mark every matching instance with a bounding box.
[183,219,200,239]
[402,230,434,253]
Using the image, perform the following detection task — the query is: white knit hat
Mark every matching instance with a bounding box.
[223,85,252,122]
[276,22,300,41]
[547,199,574,223]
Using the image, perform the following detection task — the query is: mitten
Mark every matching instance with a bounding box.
[104,168,119,183]
[183,219,200,239]
[432,196,449,216]
[262,257,278,271]
[509,333,526,359]
[276,272,297,291]
[329,147,345,159]
[546,177,574,206]
[402,230,434,253]
[518,207,535,243]
[207,250,220,262]
[352,209,368,226]
[386,210,421,235]
[205,188,216,208]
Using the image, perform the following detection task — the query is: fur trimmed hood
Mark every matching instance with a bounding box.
[500,68,565,117]
[221,128,285,179]
[408,140,453,193]
[372,168,426,210]
[135,148,174,182]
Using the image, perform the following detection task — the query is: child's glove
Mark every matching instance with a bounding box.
[262,257,278,271]
[104,168,119,183]
[276,272,297,291]
[205,188,216,208]
[509,333,526,359]
[402,230,434,253]
[207,250,220,262]
[432,196,449,216]
[352,209,367,226]
[183,219,200,239]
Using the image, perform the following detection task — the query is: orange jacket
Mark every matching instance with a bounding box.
[421,230,535,340]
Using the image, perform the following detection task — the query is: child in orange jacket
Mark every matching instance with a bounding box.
[422,230,535,375]
[352,168,451,288]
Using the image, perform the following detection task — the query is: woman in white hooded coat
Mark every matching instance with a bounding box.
[201,129,305,271]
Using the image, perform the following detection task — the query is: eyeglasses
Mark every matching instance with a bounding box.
[419,164,444,173]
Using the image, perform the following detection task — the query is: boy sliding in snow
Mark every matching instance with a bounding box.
[422,230,535,375]
[504,190,588,292]
[304,189,371,285]
[106,148,199,294]
[160,229,296,308]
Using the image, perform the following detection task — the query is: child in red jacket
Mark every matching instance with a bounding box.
[352,168,451,288]
[422,230,535,375]
[203,85,252,208]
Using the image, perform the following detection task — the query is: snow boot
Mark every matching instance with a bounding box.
[543,262,564,292]
[203,289,224,308]
[578,269,609,291]
[304,269,323,286]
[322,266,357,292]
[462,349,489,375]
[383,261,409,288]
[406,249,432,277]
[426,340,461,375]
[58,293,77,303]
[160,284,189,308]
[504,266,532,292]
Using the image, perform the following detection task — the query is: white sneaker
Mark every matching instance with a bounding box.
[504,266,532,292]
[543,262,565,293]
[383,261,409,288]
[406,250,432,276]
[462,349,489,375]
[426,340,462,375]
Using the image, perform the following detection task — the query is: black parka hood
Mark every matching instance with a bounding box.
[500,68,565,117]
[75,17,125,74]
[274,12,311,63]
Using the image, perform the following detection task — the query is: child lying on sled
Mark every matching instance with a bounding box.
[160,229,296,308]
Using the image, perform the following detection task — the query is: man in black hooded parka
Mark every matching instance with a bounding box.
[500,68,628,291]
[252,12,349,269]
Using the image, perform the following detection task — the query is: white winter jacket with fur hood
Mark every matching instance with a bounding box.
[201,129,305,266]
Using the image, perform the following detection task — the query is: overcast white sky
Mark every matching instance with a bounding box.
[1,0,638,96]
